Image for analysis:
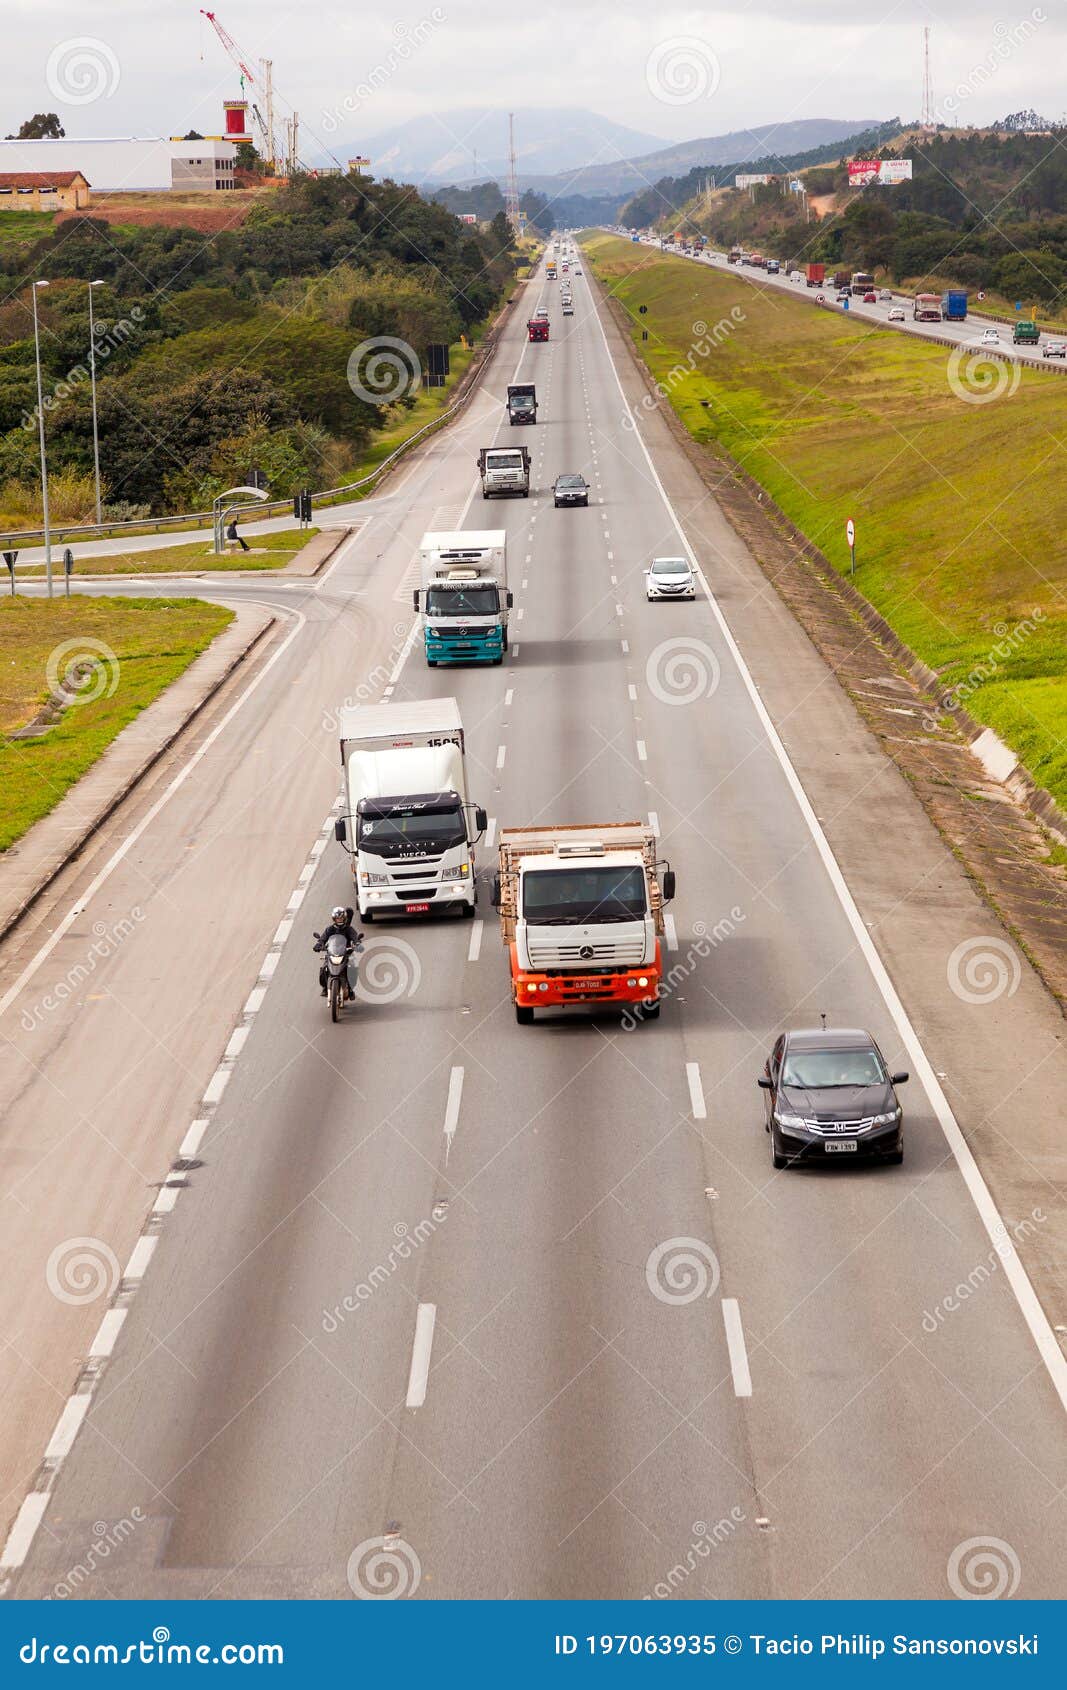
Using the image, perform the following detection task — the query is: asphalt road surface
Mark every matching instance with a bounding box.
[2,251,1066,1600]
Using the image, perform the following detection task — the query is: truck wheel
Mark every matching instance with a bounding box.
[523,490,529,498]
[482,491,489,500]
[639,999,661,1021]
[427,658,438,667]
[515,1004,535,1025]
[362,909,375,923]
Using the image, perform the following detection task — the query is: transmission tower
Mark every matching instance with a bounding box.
[921,26,935,130]
[505,112,521,232]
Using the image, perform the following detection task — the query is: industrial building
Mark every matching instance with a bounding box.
[0,137,237,194]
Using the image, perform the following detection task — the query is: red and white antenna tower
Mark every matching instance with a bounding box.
[505,112,521,231]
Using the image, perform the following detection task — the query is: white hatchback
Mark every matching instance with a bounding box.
[646,557,696,600]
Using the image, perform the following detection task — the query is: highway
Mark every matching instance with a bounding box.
[2,247,1067,1600]
[636,236,1064,371]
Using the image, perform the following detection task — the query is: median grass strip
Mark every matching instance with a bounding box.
[584,232,1067,811]
[0,596,233,850]
[20,527,314,577]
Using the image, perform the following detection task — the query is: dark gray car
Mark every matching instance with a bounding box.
[758,1027,908,1167]
[553,474,589,507]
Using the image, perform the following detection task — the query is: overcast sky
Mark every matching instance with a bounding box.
[5,0,1064,165]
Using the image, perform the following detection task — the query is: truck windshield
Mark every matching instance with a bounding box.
[425,586,499,617]
[488,453,525,469]
[358,803,466,853]
[523,866,647,925]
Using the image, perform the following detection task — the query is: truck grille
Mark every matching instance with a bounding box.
[527,937,646,969]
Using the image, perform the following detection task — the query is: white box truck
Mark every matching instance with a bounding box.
[335,699,486,920]
[414,530,511,666]
[477,445,530,498]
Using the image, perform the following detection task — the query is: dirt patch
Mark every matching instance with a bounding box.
[58,191,264,234]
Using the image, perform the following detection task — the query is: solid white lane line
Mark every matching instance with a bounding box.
[722,1299,753,1397]
[636,740,647,762]
[496,744,507,770]
[405,1303,437,1409]
[443,1065,464,1148]
[664,913,678,952]
[686,1061,707,1120]
[589,269,1067,1414]
[467,920,483,963]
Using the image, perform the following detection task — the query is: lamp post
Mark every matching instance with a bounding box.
[31,280,52,598]
[88,280,105,526]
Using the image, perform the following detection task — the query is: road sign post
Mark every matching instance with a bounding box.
[63,546,73,597]
[846,517,856,576]
[3,550,16,596]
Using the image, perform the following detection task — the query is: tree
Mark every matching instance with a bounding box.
[6,112,64,140]
[183,130,204,141]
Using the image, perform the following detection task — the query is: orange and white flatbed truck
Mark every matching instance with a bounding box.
[493,823,675,1024]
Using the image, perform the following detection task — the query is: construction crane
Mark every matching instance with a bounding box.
[199,8,352,177]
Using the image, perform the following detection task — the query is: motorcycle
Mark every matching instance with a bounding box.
[314,931,363,1023]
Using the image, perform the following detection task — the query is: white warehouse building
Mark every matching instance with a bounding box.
[0,137,237,193]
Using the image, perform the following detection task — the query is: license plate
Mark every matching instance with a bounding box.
[405,903,430,914]
[825,1140,858,1154]
[570,979,602,991]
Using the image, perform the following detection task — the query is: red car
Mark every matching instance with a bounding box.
[863,291,877,304]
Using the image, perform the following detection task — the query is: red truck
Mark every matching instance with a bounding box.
[527,318,549,343]
[806,263,826,288]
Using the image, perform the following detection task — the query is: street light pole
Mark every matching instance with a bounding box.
[88,280,105,526]
[31,280,52,599]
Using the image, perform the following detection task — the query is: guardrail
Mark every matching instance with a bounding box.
[1,291,522,553]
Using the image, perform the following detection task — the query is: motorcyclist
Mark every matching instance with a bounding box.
[314,904,363,996]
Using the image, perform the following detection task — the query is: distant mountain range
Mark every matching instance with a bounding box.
[518,118,888,197]
[360,107,669,183]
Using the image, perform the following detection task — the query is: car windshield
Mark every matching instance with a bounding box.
[651,559,688,575]
[523,866,647,925]
[782,1047,886,1089]
[558,476,584,487]
[425,586,499,617]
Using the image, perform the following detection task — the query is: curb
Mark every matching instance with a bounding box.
[595,272,1067,849]
[0,608,279,945]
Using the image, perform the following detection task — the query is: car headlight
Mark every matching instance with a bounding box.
[360,872,388,885]
[871,1108,901,1127]
[774,1112,808,1130]
[442,862,470,880]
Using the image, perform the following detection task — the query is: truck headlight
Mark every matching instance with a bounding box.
[442,862,470,880]
[360,872,388,885]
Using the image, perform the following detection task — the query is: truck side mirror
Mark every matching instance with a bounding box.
[491,874,501,908]
[662,869,676,902]
[474,807,488,835]
[506,591,514,608]
[334,817,347,843]
[412,589,419,611]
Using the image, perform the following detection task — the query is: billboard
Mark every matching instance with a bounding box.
[848,158,913,186]
[459,213,478,224]
[735,173,771,188]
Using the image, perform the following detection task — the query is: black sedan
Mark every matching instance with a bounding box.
[553,473,589,507]
[758,1027,908,1167]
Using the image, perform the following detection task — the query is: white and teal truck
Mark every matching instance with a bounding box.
[413,530,511,667]
[334,698,486,921]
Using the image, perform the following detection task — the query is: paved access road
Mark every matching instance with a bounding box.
[2,248,1066,1600]
[634,235,1063,370]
